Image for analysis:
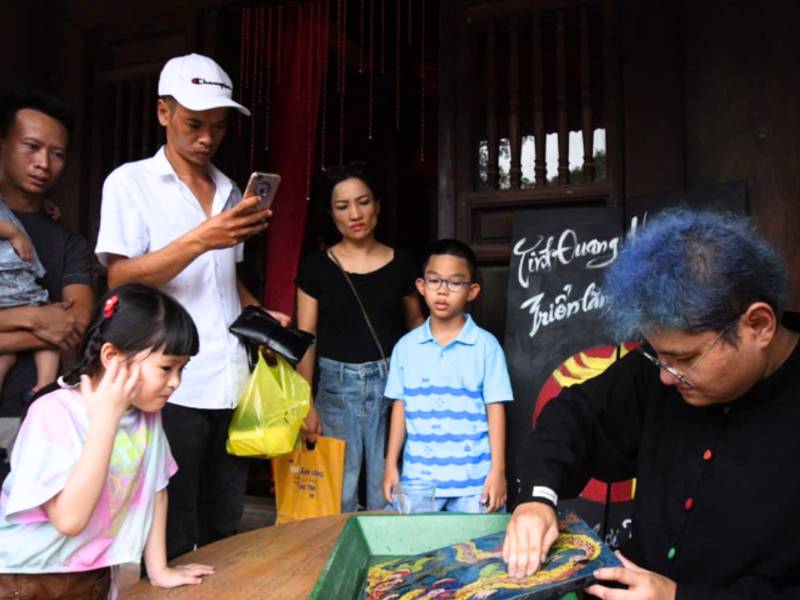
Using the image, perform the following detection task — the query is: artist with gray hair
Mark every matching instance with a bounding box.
[503,209,800,599]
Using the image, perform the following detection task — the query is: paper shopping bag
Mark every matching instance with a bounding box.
[272,436,346,524]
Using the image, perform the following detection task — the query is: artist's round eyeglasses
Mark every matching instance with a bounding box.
[637,322,735,388]
[423,277,472,293]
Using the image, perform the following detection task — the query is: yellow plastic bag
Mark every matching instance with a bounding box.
[226,352,310,458]
[271,436,346,524]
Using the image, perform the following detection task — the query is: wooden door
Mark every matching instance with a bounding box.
[81,12,214,246]
[438,0,622,340]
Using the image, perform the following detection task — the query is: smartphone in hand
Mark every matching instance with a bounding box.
[243,172,281,210]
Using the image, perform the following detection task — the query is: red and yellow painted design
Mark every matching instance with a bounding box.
[534,343,639,503]
[364,514,604,599]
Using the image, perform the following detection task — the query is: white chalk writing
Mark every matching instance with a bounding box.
[520,282,606,338]
[628,212,647,236]
[591,517,633,550]
[513,229,620,288]
[604,517,634,549]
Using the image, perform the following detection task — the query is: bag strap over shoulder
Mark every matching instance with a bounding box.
[327,249,387,362]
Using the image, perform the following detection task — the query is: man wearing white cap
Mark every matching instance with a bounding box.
[95,53,288,559]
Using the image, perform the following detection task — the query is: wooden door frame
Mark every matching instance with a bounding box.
[437,0,624,339]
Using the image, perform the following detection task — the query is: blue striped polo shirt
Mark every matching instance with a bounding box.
[384,315,514,497]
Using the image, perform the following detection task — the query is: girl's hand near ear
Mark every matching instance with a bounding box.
[80,357,142,424]
[47,358,143,537]
[43,199,62,222]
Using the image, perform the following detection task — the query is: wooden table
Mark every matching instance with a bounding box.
[122,513,352,599]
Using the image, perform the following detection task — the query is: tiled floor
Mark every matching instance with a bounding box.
[120,495,277,591]
[240,494,277,532]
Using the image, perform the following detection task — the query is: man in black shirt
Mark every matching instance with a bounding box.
[0,91,93,466]
[503,209,800,600]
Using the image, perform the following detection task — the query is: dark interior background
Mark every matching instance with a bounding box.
[1,0,797,342]
[2,0,798,507]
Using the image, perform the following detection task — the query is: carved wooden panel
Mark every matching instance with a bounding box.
[439,0,620,340]
[83,18,200,246]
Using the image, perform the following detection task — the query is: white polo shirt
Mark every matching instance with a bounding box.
[95,146,249,410]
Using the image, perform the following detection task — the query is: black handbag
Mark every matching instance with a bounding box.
[229,306,315,366]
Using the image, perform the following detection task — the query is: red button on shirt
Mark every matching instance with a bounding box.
[703,449,713,461]
[684,497,694,511]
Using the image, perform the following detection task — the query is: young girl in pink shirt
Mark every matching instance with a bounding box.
[0,283,214,598]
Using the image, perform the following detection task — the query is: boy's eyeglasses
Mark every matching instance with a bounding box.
[423,277,472,293]
[637,322,734,388]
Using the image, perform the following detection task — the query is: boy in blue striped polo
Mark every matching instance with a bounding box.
[382,239,513,513]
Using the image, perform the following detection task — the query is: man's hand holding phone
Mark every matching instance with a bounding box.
[191,197,271,251]
[187,172,280,251]
[243,172,281,211]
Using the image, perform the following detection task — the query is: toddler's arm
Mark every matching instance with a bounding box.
[482,403,507,512]
[144,490,215,587]
[0,219,33,262]
[43,199,61,222]
[382,399,406,503]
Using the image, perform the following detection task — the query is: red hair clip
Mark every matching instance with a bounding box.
[103,295,119,319]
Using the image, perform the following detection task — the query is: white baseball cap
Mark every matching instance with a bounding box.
[158,53,251,116]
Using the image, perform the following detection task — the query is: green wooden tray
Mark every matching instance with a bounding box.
[309,513,579,599]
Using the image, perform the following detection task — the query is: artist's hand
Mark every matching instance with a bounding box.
[80,357,142,425]
[301,404,323,444]
[383,463,400,504]
[481,468,507,512]
[191,196,271,251]
[265,309,291,328]
[502,501,559,578]
[29,299,84,349]
[587,552,677,600]
[149,563,215,588]
[9,229,34,262]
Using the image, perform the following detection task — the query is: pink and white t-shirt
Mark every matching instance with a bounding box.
[0,386,177,573]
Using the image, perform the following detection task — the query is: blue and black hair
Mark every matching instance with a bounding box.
[604,208,788,341]
[63,283,199,385]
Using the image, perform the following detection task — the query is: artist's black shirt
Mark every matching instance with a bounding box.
[295,249,417,363]
[521,312,800,599]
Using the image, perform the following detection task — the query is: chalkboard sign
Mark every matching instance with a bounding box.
[503,206,637,545]
[627,180,749,232]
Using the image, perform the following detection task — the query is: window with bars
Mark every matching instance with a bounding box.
[470,2,607,191]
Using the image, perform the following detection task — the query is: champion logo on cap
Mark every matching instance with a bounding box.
[159,54,251,115]
[191,77,232,91]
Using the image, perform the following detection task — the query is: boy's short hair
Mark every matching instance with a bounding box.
[0,89,75,138]
[424,239,478,280]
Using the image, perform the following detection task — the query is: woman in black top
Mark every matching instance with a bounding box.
[295,162,423,512]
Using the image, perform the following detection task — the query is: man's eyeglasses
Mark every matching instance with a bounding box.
[422,277,472,293]
[637,323,734,388]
